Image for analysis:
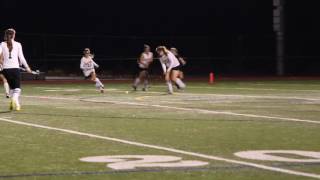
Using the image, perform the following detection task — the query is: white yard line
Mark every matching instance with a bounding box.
[108,89,320,101]
[152,85,320,93]
[23,95,320,124]
[0,117,319,179]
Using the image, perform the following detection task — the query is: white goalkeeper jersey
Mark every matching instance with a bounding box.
[1,41,29,69]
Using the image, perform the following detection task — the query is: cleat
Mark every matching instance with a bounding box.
[16,106,21,111]
[100,87,105,93]
[6,94,10,99]
[142,88,148,92]
[132,85,137,91]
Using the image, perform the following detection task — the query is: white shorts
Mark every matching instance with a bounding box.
[83,69,95,78]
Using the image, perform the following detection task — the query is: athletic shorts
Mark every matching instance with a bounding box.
[138,67,149,72]
[2,68,21,89]
[179,64,186,71]
[83,69,95,79]
[172,66,181,71]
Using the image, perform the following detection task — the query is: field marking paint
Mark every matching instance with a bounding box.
[152,85,320,93]
[234,150,320,163]
[0,117,319,179]
[107,88,320,101]
[80,155,209,170]
[44,89,81,92]
[23,95,320,125]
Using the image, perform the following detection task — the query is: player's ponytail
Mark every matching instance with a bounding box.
[4,29,15,59]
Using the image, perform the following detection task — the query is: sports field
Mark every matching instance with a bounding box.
[0,80,320,180]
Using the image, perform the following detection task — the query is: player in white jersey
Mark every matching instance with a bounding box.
[0,28,33,111]
[170,47,186,80]
[132,44,153,91]
[0,46,10,98]
[80,48,104,93]
[156,46,186,94]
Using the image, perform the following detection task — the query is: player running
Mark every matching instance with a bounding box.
[132,44,153,91]
[170,47,187,80]
[156,46,186,94]
[80,48,104,93]
[0,28,33,111]
[0,47,10,98]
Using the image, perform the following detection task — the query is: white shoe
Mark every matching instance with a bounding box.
[100,87,105,93]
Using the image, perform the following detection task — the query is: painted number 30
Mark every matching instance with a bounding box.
[80,155,209,170]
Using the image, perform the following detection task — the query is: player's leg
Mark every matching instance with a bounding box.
[171,70,186,90]
[165,71,173,94]
[133,69,143,91]
[179,70,184,79]
[142,70,149,91]
[91,72,104,93]
[1,74,10,98]
[4,69,22,111]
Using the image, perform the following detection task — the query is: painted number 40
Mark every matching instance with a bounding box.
[80,155,208,170]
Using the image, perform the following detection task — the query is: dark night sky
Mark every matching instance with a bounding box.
[1,0,320,75]
[2,0,319,37]
[1,0,320,57]
[1,0,275,35]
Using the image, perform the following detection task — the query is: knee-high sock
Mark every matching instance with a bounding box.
[4,82,9,96]
[10,89,14,97]
[95,78,104,88]
[12,88,21,107]
[133,78,140,87]
[167,81,173,93]
[175,78,186,89]
[144,79,149,89]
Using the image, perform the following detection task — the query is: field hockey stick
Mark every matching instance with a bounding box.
[20,67,40,75]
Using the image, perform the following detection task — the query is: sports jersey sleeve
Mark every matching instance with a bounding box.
[92,60,99,68]
[0,46,3,65]
[18,43,29,69]
[159,58,167,73]
[80,58,85,70]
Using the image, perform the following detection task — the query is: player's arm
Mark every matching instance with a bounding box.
[160,60,167,75]
[80,58,85,70]
[92,60,99,68]
[0,48,3,65]
[138,53,144,64]
[179,57,186,65]
[18,43,31,73]
[148,53,154,63]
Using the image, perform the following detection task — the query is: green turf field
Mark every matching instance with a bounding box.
[0,80,320,180]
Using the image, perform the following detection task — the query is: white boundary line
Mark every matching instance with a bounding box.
[0,117,319,179]
[24,95,320,125]
[105,88,320,101]
[152,85,320,93]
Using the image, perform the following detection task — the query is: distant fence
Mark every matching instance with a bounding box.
[13,32,320,77]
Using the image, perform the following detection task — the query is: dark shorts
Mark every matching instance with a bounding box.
[136,66,149,77]
[172,66,181,71]
[2,68,21,89]
[179,64,186,71]
[138,66,149,72]
[84,74,92,79]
